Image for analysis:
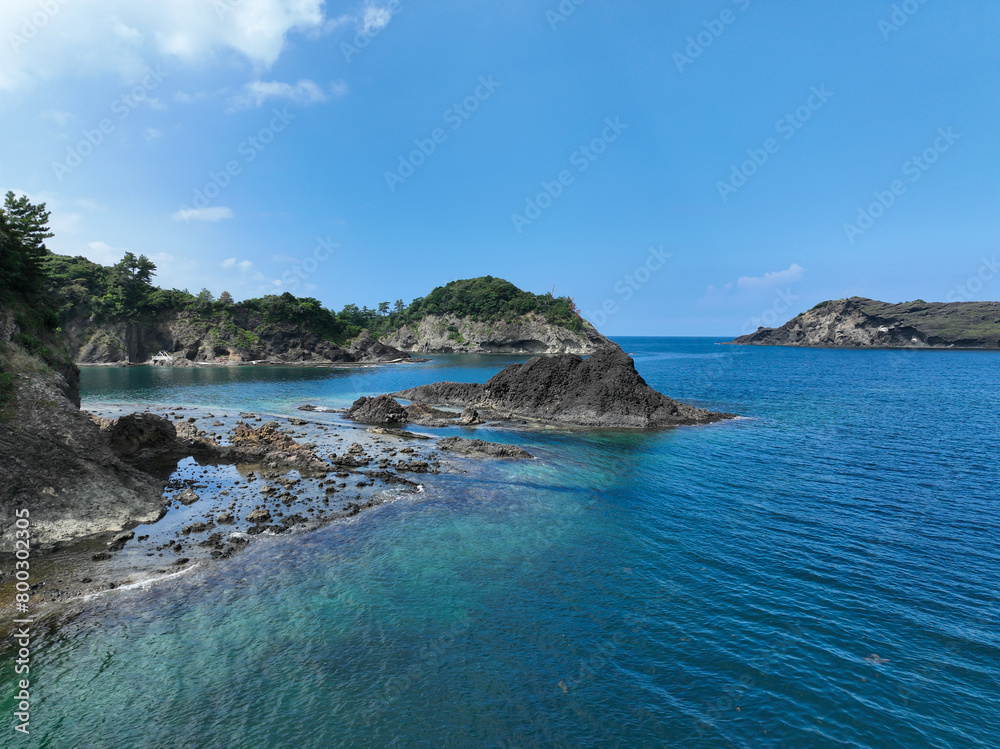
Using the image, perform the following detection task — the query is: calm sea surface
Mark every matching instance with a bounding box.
[4,337,999,748]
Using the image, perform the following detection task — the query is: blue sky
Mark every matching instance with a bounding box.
[2,0,998,335]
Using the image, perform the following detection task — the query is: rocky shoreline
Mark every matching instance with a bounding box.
[1,344,734,625]
[0,402,532,624]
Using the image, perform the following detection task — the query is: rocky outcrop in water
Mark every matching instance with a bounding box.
[346,394,410,425]
[381,312,617,355]
[730,298,1000,349]
[394,348,733,428]
[437,437,533,459]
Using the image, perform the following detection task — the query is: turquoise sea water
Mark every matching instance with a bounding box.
[4,337,1000,748]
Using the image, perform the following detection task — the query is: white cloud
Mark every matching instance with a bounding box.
[171,206,234,222]
[144,127,162,141]
[0,0,326,92]
[227,78,328,111]
[737,263,805,290]
[221,257,237,268]
[85,240,124,265]
[361,4,394,34]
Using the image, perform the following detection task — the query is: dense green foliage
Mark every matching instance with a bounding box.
[343,276,583,335]
[0,191,53,303]
[0,193,72,407]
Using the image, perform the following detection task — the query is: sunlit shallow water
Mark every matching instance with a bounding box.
[3,338,999,748]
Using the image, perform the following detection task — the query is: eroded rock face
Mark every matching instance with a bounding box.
[395,348,733,428]
[382,312,618,355]
[345,395,409,424]
[437,437,532,459]
[0,371,166,552]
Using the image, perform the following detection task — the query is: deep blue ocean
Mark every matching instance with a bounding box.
[5,337,999,748]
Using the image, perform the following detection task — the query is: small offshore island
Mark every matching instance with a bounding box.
[0,194,730,609]
[731,297,1000,349]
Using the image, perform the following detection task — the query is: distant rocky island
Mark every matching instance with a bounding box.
[730,298,1000,349]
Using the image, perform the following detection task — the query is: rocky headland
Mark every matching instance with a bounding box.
[730,298,1000,349]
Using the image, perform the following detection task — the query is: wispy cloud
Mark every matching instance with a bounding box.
[227,79,331,111]
[85,240,124,265]
[737,263,805,290]
[144,128,162,141]
[361,4,394,34]
[172,206,234,222]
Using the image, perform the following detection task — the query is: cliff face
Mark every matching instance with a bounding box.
[63,311,408,365]
[381,312,616,355]
[731,298,1000,349]
[0,306,164,551]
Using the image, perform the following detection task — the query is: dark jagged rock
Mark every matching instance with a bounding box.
[346,394,409,424]
[404,402,459,426]
[730,298,1000,349]
[437,437,532,459]
[395,348,732,428]
[458,407,484,426]
[391,382,485,408]
[348,330,412,362]
[224,421,330,476]
[99,413,178,456]
[0,309,166,551]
